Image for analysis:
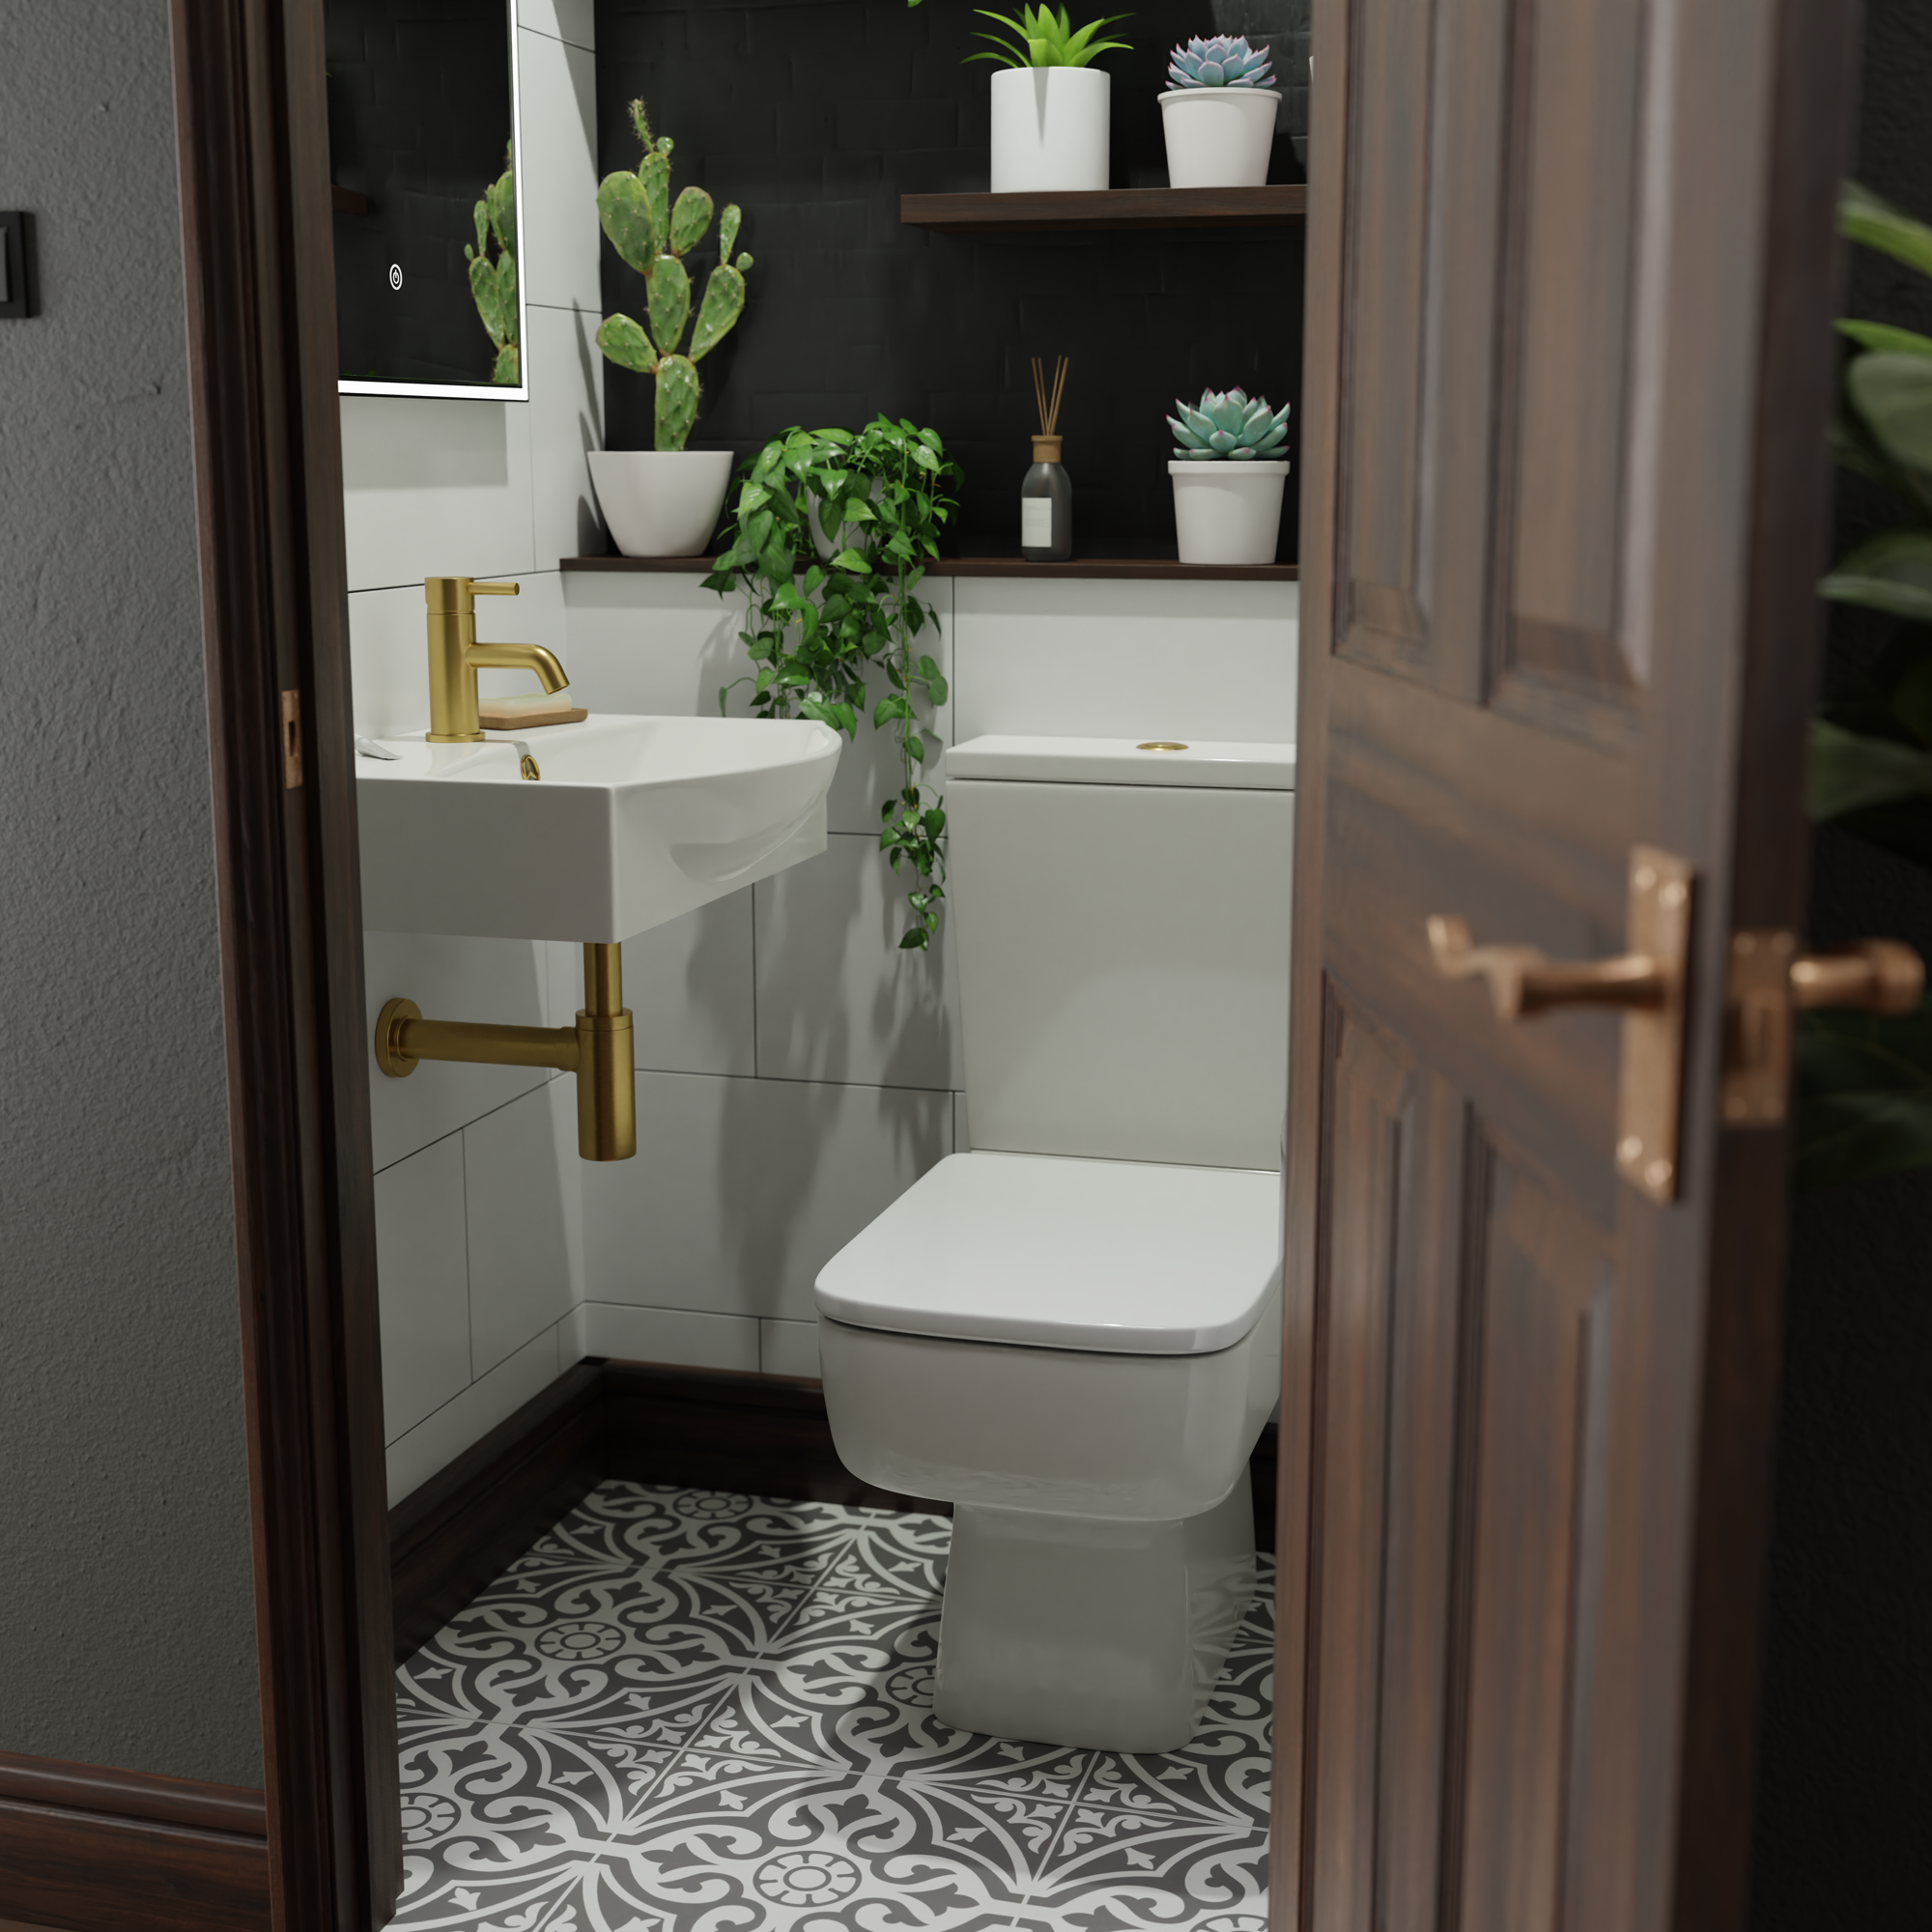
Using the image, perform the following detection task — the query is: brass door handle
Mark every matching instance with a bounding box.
[1426,916,1671,1019]
[1425,847,1694,1203]
[1787,940,1922,1012]
[1724,934,1924,1124]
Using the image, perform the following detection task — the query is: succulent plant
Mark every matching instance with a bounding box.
[968,5,1133,71]
[465,143,519,385]
[595,102,753,452]
[1169,387,1291,460]
[1165,34,1276,88]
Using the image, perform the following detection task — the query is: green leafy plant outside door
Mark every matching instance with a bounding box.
[1799,185,1932,1187]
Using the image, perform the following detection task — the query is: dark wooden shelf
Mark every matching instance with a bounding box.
[899,185,1306,233]
[563,554,1295,582]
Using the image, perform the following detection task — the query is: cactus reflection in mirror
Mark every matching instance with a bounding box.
[465,142,519,386]
[595,103,753,451]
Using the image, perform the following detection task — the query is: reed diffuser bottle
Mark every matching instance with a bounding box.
[1021,355,1073,562]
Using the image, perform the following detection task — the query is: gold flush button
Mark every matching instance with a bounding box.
[1137,741,1188,752]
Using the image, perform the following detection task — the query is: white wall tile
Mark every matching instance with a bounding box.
[517,30,602,313]
[560,572,745,716]
[466,1081,584,1376]
[519,0,593,56]
[952,1090,970,1153]
[366,931,552,1171]
[341,395,536,592]
[760,1318,821,1379]
[385,1322,563,1506]
[526,304,605,568]
[375,1136,472,1442]
[582,1071,952,1324]
[564,1302,760,1372]
[951,578,1299,745]
[753,836,963,1092]
[546,893,756,1076]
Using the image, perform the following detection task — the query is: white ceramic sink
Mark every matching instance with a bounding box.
[356,714,840,941]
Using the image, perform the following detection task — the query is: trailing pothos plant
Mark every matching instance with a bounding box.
[703,419,962,950]
[1796,184,1932,1188]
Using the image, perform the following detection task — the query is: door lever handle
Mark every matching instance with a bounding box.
[1424,847,1695,1203]
[1426,916,1672,1019]
[1724,934,1924,1124]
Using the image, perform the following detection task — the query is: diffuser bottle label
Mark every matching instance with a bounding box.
[1022,497,1053,548]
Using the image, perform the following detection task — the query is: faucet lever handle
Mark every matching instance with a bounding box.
[469,580,520,596]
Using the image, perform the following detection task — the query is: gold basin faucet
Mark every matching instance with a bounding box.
[424,575,569,742]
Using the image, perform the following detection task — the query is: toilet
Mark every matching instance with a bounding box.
[814,733,1294,1753]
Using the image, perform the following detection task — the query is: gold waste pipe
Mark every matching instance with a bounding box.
[375,942,637,1161]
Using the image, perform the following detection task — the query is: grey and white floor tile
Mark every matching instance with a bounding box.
[391,1479,1271,1932]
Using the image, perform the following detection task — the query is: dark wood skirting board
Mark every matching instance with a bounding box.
[388,1356,1281,1662]
[0,1751,270,1932]
[562,554,1297,582]
[900,185,1308,232]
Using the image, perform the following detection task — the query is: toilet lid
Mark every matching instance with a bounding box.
[814,1151,1280,1355]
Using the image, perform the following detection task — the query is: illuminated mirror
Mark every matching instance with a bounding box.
[326,0,527,400]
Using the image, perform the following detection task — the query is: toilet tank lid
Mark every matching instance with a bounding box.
[946,735,1295,789]
[814,1151,1281,1354]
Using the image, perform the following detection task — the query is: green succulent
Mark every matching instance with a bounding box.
[595,102,753,451]
[966,5,1134,70]
[1168,386,1291,460]
[464,142,519,386]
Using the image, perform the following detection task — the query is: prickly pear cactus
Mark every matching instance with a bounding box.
[594,101,753,451]
[465,142,519,385]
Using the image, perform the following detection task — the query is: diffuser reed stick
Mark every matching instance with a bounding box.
[1022,354,1073,560]
[1031,355,1069,438]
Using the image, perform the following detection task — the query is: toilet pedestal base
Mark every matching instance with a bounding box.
[932,1471,1256,1753]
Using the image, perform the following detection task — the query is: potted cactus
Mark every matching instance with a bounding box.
[1160,35,1278,187]
[1167,386,1291,564]
[969,5,1133,193]
[588,103,753,556]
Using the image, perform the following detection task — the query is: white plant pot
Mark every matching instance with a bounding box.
[990,66,1110,192]
[1170,458,1289,565]
[587,448,734,557]
[1158,87,1279,189]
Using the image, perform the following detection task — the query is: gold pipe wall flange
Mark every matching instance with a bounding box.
[376,997,423,1078]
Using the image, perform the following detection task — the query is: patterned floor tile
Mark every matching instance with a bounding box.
[393,1486,1272,1932]
[592,1753,1052,1929]
[1019,1795,1269,1930]
[691,1592,1094,1795]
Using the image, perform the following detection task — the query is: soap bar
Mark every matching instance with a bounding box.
[478,695,588,729]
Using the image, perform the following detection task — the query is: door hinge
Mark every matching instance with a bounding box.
[281,689,303,789]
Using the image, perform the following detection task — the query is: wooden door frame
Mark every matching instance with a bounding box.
[170,1,400,1927]
[1272,2,1863,1929]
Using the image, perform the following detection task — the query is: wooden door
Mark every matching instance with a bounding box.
[1275,5,1861,1931]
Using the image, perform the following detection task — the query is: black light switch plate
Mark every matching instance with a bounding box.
[0,213,37,318]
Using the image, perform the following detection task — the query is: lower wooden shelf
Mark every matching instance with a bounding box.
[900,185,1307,232]
[561,554,1296,582]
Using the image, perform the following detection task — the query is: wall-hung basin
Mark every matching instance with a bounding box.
[356,714,840,941]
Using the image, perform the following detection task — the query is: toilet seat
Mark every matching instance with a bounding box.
[814,1150,1279,1355]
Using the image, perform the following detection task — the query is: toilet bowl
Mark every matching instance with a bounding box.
[813,734,1295,1753]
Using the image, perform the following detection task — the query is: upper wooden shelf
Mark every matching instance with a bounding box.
[899,185,1306,233]
[563,554,1295,582]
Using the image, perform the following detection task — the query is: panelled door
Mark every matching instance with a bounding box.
[1275,4,1862,1931]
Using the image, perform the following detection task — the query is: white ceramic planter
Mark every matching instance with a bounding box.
[587,448,734,557]
[990,66,1110,192]
[1158,87,1278,189]
[1170,458,1289,565]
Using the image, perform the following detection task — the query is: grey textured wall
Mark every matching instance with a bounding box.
[1748,0,1932,1919]
[0,1,262,1785]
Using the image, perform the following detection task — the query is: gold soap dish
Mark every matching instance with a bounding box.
[479,694,588,729]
